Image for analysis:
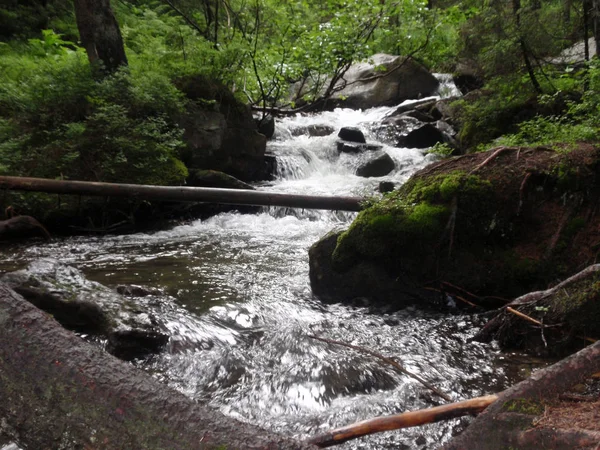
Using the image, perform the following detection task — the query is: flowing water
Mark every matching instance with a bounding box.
[0,82,534,449]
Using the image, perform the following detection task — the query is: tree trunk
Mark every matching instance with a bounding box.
[73,0,128,74]
[512,0,541,94]
[593,0,600,57]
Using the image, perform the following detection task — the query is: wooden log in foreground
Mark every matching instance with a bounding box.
[307,395,499,447]
[0,175,364,211]
[0,283,315,450]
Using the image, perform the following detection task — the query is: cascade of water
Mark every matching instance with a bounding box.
[0,76,530,450]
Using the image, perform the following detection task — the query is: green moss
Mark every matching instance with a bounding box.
[331,171,493,272]
[503,398,544,416]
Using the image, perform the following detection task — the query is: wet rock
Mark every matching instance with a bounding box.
[401,109,436,123]
[255,114,275,139]
[375,115,422,147]
[1,259,168,359]
[187,169,255,190]
[264,153,278,180]
[356,152,396,177]
[330,54,440,109]
[379,181,396,193]
[338,126,366,143]
[395,123,447,148]
[290,124,335,137]
[309,230,438,308]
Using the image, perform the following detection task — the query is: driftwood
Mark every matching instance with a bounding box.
[307,395,498,448]
[0,175,363,212]
[0,283,315,450]
[0,214,50,240]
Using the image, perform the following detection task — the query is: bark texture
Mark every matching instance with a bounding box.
[0,283,315,450]
[73,0,128,73]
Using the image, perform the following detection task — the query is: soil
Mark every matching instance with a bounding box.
[535,375,600,433]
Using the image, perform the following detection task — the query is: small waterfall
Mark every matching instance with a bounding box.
[0,75,529,450]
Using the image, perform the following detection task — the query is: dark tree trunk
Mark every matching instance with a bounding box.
[73,0,128,74]
[593,0,600,57]
[512,0,541,94]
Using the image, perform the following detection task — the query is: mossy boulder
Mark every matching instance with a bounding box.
[175,75,267,182]
[310,144,600,309]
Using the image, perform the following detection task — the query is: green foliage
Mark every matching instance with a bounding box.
[428,142,454,158]
[0,44,188,187]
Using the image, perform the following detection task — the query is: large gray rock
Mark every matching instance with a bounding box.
[1,259,168,359]
[331,54,439,109]
[176,76,267,182]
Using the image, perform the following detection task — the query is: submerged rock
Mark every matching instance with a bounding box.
[310,144,600,309]
[1,259,168,359]
[336,141,383,154]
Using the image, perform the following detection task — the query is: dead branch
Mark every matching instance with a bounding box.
[307,394,498,447]
[307,334,452,402]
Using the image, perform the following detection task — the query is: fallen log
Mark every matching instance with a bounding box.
[0,175,363,211]
[307,395,499,447]
[0,283,315,450]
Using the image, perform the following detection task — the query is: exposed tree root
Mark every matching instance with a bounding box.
[517,172,532,215]
[469,147,517,175]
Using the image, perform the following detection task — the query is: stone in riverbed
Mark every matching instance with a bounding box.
[1,259,168,360]
[338,126,366,143]
[356,152,396,177]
